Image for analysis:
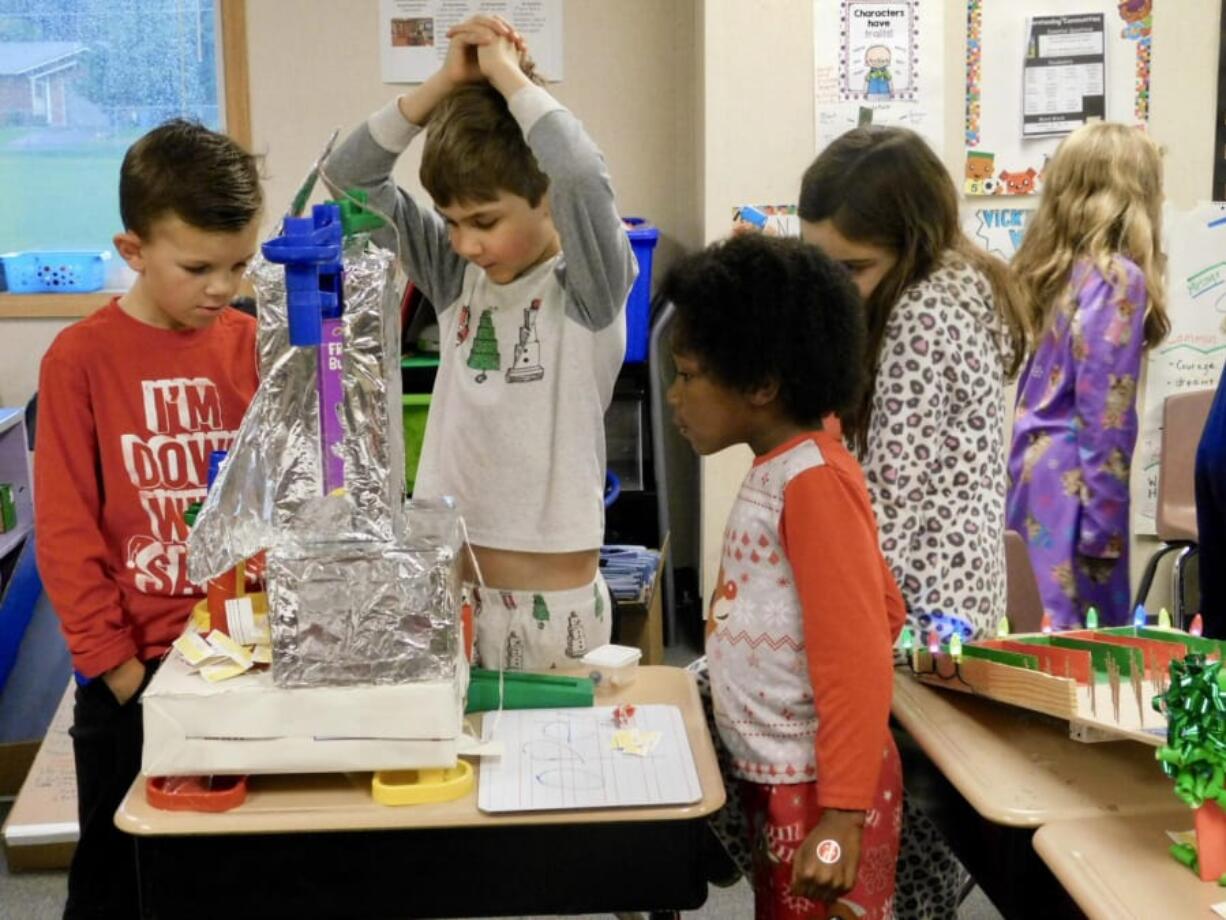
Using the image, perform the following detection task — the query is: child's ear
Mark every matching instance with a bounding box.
[749,379,780,407]
[113,231,145,273]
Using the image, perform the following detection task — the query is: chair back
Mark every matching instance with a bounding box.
[1005,530,1044,634]
[1157,390,1216,542]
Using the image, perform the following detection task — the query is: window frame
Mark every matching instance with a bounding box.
[0,0,251,319]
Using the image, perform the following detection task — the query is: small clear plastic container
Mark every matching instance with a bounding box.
[582,643,642,694]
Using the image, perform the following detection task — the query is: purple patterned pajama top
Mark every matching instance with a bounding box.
[1006,257,1148,628]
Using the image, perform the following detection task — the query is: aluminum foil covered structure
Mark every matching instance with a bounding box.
[268,500,462,687]
[187,224,404,576]
[186,202,461,688]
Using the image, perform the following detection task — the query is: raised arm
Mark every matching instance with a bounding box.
[323,77,467,311]
[483,41,637,330]
[324,16,532,310]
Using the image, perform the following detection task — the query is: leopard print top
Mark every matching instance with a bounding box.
[860,256,1009,639]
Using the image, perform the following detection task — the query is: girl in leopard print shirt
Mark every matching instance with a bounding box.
[799,126,1026,642]
[798,126,1028,920]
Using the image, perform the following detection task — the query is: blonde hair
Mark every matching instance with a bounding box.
[1012,122,1168,348]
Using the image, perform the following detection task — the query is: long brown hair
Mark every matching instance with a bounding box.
[798,126,1025,456]
[1011,122,1168,348]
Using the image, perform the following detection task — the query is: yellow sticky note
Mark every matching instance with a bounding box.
[206,630,253,668]
[173,632,224,668]
[200,661,251,682]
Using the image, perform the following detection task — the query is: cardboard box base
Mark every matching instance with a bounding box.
[142,651,468,776]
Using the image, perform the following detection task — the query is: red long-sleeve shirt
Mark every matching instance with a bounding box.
[34,300,257,678]
[707,430,905,809]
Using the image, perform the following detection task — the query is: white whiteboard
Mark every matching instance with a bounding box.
[478,705,702,813]
[1135,203,1226,534]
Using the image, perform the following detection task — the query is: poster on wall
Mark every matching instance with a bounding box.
[813,0,946,156]
[379,0,563,84]
[1135,204,1226,533]
[1021,14,1106,138]
[960,206,1033,260]
[964,0,1151,198]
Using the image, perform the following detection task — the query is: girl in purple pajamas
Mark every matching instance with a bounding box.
[1007,122,1169,629]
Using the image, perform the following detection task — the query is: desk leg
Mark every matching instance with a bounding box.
[892,724,1085,920]
[135,819,710,919]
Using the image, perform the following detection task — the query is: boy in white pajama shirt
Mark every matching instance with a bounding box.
[327,15,635,669]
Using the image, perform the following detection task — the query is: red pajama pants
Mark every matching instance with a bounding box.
[738,738,902,919]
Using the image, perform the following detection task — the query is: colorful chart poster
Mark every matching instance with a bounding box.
[814,0,945,156]
[964,0,1151,198]
[1135,204,1226,533]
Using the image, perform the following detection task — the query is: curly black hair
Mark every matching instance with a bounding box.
[660,233,865,424]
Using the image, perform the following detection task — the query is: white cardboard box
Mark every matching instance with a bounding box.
[142,652,466,776]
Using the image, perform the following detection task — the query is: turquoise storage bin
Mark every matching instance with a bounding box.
[0,251,110,293]
[623,218,658,364]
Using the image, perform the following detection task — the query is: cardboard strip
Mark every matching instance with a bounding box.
[1061,630,1187,676]
[981,639,1093,683]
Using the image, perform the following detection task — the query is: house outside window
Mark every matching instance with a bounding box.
[0,1,226,261]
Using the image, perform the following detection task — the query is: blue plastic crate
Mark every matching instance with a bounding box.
[0,251,110,293]
[623,218,658,364]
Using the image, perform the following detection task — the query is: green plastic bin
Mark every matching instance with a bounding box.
[402,393,432,492]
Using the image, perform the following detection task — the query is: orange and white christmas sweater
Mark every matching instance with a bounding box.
[706,430,905,810]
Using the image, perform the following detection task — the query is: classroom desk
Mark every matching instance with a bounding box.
[892,671,1174,918]
[116,666,725,919]
[1034,810,1220,920]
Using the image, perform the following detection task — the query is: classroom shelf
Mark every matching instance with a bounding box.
[0,526,31,563]
[0,292,113,319]
[0,408,34,566]
[401,354,440,368]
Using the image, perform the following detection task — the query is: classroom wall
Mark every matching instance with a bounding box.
[695,0,1223,606]
[696,0,815,600]
[0,323,63,408]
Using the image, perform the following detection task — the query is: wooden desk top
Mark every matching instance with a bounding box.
[1034,810,1220,920]
[892,672,1174,828]
[116,666,724,837]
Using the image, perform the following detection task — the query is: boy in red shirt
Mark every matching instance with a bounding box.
[34,119,262,918]
[665,234,905,919]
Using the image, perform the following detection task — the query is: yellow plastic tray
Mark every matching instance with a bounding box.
[371,760,474,806]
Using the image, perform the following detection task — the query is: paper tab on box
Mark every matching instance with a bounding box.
[225,597,266,647]
[200,661,251,683]
[173,631,226,668]
[206,630,253,669]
